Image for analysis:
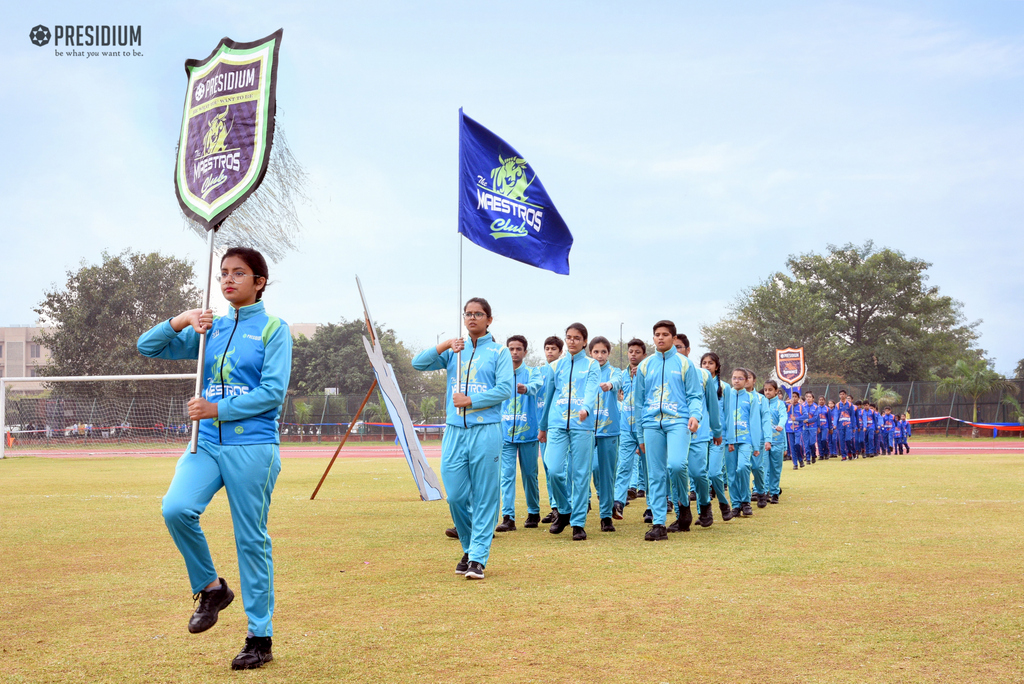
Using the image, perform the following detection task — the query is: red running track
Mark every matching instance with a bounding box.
[8,441,1024,459]
[10,444,445,459]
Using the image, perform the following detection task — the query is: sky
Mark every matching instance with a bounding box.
[2,1,1022,375]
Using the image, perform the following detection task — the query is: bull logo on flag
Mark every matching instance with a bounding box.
[459,109,574,274]
[775,347,807,387]
[174,30,282,229]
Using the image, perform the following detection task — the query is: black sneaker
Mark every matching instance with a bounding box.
[689,490,696,502]
[465,561,485,580]
[667,500,674,514]
[495,515,516,532]
[720,502,735,521]
[741,502,754,517]
[549,510,570,534]
[188,578,234,634]
[612,501,624,520]
[710,488,717,500]
[642,508,653,524]
[770,494,779,504]
[636,490,646,499]
[731,507,742,519]
[541,509,557,524]
[524,513,541,528]
[455,553,469,575]
[644,524,668,542]
[696,503,713,527]
[445,527,459,539]
[572,526,587,541]
[756,494,768,509]
[231,636,273,670]
[626,488,638,501]
[600,517,615,532]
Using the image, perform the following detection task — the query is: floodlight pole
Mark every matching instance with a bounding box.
[311,379,378,500]
[189,227,217,454]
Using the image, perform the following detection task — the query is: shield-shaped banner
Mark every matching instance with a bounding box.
[174,30,282,229]
[775,347,807,386]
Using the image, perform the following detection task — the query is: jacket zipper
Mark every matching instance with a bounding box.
[658,353,666,430]
[566,355,575,431]
[218,307,240,444]
[462,338,477,429]
[511,366,518,441]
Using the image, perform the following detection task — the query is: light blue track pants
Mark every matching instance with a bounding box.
[614,430,640,504]
[441,423,502,567]
[707,442,730,508]
[543,428,596,528]
[541,442,557,509]
[766,442,785,496]
[500,440,540,520]
[751,445,767,495]
[725,443,753,506]
[688,439,711,508]
[643,424,691,526]
[162,440,281,637]
[630,442,649,492]
[593,436,618,519]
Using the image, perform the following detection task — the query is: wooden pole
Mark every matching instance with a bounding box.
[310,379,378,500]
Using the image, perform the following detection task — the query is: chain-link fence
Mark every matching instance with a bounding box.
[280,392,447,443]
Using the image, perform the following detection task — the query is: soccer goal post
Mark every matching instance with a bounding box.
[1,374,197,459]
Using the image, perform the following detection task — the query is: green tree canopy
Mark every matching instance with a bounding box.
[700,242,980,382]
[937,358,1019,426]
[289,319,441,396]
[34,250,200,396]
[1015,358,1024,380]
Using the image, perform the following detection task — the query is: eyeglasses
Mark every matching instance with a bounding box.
[565,335,584,343]
[463,311,487,320]
[217,271,263,284]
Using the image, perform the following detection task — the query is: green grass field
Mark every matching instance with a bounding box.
[2,451,1022,683]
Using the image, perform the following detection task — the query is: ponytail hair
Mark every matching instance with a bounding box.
[700,352,723,400]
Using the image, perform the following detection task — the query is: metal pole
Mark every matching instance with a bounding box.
[317,394,328,444]
[190,228,217,454]
[945,390,956,437]
[824,383,830,401]
[905,380,915,416]
[456,234,464,421]
[311,380,378,500]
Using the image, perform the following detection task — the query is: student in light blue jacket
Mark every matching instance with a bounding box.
[538,323,601,541]
[701,353,735,521]
[138,247,290,670]
[745,370,774,508]
[587,336,622,532]
[538,336,564,524]
[722,368,769,518]
[412,298,513,580]
[494,335,544,533]
[762,380,788,503]
[669,334,722,530]
[633,320,704,541]
[613,339,647,521]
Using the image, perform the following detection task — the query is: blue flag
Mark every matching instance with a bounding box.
[458,109,573,275]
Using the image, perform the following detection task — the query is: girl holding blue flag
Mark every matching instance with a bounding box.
[412,298,513,580]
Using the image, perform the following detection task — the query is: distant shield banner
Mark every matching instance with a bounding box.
[174,29,282,229]
[775,347,807,386]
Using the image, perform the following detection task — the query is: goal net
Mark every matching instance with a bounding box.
[2,374,197,458]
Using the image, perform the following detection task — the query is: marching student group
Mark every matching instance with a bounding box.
[411,297,914,581]
[136,252,914,669]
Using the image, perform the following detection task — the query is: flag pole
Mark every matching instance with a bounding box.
[457,233,464,417]
[189,227,216,454]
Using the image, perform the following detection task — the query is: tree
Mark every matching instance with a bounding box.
[292,400,312,442]
[699,242,980,382]
[869,384,902,410]
[1015,358,1024,380]
[289,319,425,396]
[937,358,1020,436]
[418,396,440,423]
[34,250,201,397]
